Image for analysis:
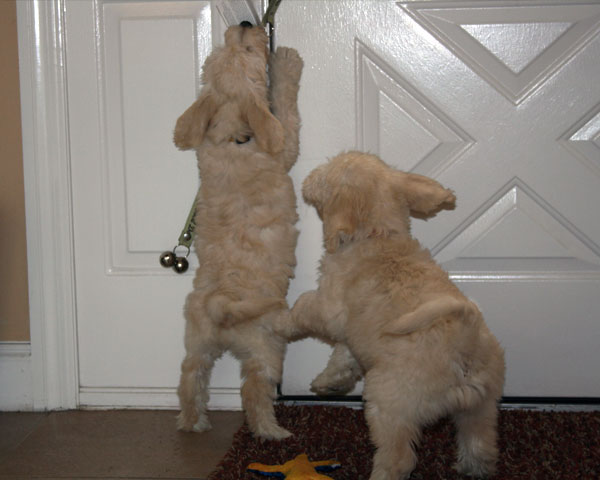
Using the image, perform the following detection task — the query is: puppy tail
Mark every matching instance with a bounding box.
[382,296,467,336]
[206,294,287,325]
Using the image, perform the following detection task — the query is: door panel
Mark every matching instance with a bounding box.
[279,0,600,397]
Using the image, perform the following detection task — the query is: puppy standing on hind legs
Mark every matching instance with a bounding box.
[286,151,505,479]
[173,23,303,440]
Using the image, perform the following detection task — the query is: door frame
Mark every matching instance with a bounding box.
[17,0,79,410]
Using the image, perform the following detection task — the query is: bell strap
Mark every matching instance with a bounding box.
[177,193,197,250]
[261,0,282,27]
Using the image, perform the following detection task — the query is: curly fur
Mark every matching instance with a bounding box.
[283,152,505,479]
[173,24,303,440]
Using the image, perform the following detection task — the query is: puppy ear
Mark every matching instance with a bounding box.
[398,172,456,218]
[323,185,371,253]
[302,164,327,211]
[173,92,218,150]
[246,97,284,155]
[324,210,355,253]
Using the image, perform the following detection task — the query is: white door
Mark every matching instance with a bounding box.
[65,0,600,409]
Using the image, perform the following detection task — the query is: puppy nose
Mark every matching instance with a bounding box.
[239,21,253,28]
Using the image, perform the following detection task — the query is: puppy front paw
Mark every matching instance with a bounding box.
[310,370,358,396]
[270,47,303,84]
[253,423,293,441]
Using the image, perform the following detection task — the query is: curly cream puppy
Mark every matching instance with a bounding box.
[288,152,505,478]
[173,23,302,440]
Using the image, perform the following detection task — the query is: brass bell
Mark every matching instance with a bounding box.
[173,256,189,274]
[160,251,176,268]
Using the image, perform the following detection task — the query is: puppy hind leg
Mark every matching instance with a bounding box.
[365,409,419,480]
[239,341,291,440]
[176,347,218,433]
[364,382,419,480]
[311,343,362,395]
[453,396,500,477]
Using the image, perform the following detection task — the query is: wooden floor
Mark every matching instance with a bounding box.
[0,410,244,479]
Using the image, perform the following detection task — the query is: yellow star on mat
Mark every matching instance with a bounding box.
[247,453,341,479]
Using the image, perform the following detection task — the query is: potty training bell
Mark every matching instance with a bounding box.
[160,193,197,274]
[159,250,176,268]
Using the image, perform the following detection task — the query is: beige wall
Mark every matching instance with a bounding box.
[0,0,30,341]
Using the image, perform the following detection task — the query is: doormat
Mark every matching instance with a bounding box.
[207,405,599,479]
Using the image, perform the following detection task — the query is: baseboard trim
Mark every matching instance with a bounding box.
[277,393,600,412]
[500,396,600,411]
[0,342,33,411]
[78,386,242,410]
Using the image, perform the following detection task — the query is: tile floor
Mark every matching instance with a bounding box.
[0,410,244,479]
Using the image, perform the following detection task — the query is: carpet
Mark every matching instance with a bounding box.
[207,405,600,480]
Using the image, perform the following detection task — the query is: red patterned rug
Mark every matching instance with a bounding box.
[207,405,599,480]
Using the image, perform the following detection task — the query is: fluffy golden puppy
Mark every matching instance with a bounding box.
[288,152,505,478]
[173,23,303,440]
